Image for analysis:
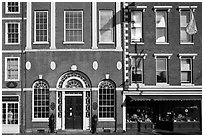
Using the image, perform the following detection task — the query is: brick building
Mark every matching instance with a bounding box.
[1,2,123,133]
[1,1,202,134]
[122,2,202,132]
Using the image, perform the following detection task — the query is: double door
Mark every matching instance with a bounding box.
[65,96,83,129]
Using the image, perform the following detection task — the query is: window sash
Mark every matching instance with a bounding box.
[180,10,193,43]
[181,58,192,83]
[64,11,83,42]
[131,11,143,42]
[6,2,20,13]
[5,22,20,44]
[156,58,167,83]
[34,11,48,43]
[130,56,143,83]
[99,10,113,42]
[98,81,115,119]
[5,57,20,81]
[33,81,49,120]
[156,11,167,43]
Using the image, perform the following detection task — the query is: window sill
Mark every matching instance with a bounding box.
[98,118,115,122]
[5,79,20,82]
[33,42,49,45]
[131,42,144,45]
[5,12,20,14]
[63,41,84,45]
[5,43,20,45]
[181,83,194,86]
[130,83,145,88]
[156,83,170,86]
[180,42,194,45]
[32,119,49,122]
[98,42,115,45]
[156,42,169,45]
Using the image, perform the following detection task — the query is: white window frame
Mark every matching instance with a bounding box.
[98,81,115,121]
[99,10,114,44]
[32,80,49,122]
[179,53,197,85]
[34,11,49,44]
[156,58,168,84]
[129,54,146,85]
[154,54,172,85]
[153,6,172,44]
[5,57,20,81]
[5,2,20,14]
[5,22,20,45]
[129,6,146,44]
[63,10,84,44]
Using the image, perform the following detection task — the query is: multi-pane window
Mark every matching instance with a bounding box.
[156,58,168,83]
[64,11,83,42]
[131,56,143,84]
[180,58,192,83]
[131,11,142,42]
[5,22,20,44]
[6,2,20,13]
[180,10,193,43]
[5,57,20,81]
[34,11,48,43]
[99,80,115,119]
[99,10,113,42]
[156,11,167,43]
[33,80,49,120]
[2,103,19,125]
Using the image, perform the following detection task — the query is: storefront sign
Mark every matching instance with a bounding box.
[2,96,19,102]
[6,82,17,88]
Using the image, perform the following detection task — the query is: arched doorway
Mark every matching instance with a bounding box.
[56,71,91,130]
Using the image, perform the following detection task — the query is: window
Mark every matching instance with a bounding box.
[5,57,20,81]
[156,58,168,83]
[2,102,19,125]
[130,56,144,84]
[99,10,113,42]
[33,80,49,121]
[34,11,48,43]
[180,10,193,43]
[64,11,83,42]
[131,11,143,42]
[156,11,167,43]
[180,58,192,83]
[5,22,20,44]
[5,2,20,14]
[99,80,115,120]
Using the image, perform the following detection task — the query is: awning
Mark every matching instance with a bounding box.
[128,95,202,101]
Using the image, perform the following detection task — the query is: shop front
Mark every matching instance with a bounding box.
[124,95,202,132]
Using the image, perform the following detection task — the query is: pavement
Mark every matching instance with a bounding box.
[3,129,202,135]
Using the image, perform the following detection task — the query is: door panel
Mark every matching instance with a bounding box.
[65,96,83,129]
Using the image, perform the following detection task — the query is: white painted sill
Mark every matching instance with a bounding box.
[33,42,49,45]
[63,41,84,45]
[98,42,115,45]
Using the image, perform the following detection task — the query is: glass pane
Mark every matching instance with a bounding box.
[99,30,113,42]
[156,28,166,42]
[180,11,190,27]
[181,59,191,71]
[157,59,166,71]
[100,10,113,29]
[156,11,166,27]
[131,28,142,41]
[157,71,167,82]
[180,28,192,43]
[181,71,191,83]
[131,11,142,27]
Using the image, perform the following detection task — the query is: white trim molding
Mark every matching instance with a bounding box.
[92,2,98,49]
[2,50,22,53]
[26,2,32,50]
[178,6,197,12]
[154,53,173,59]
[178,53,198,59]
[153,6,172,12]
[50,2,56,49]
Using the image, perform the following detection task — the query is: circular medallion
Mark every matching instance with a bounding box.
[26,61,31,70]
[71,65,77,71]
[117,61,122,70]
[50,61,56,70]
[93,61,98,70]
